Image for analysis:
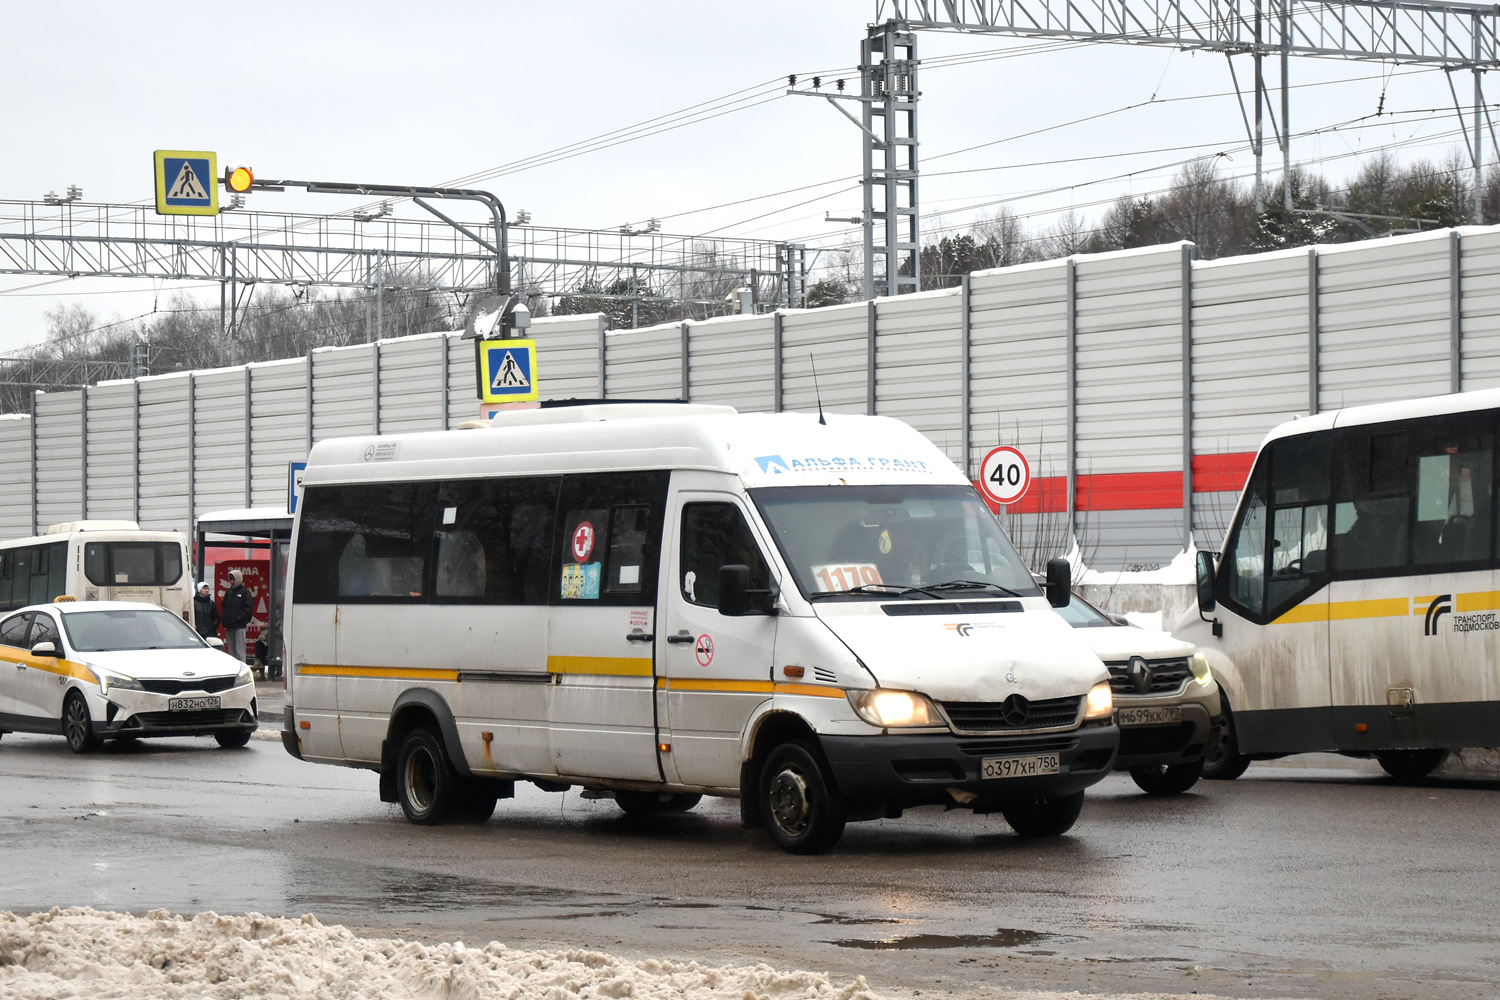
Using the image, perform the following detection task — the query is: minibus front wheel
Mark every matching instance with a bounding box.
[760,741,847,854]
[1001,790,1085,837]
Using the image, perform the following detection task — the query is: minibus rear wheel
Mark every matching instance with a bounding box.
[1375,748,1448,782]
[760,741,846,854]
[1001,791,1085,837]
[397,727,463,824]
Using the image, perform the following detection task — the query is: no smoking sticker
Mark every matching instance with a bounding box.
[695,634,715,667]
[571,521,596,562]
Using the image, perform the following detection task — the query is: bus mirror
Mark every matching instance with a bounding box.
[1045,558,1071,609]
[719,564,751,617]
[1196,550,1217,614]
[30,641,57,657]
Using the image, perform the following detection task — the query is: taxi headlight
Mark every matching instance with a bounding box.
[1190,651,1213,687]
[848,689,942,728]
[1084,681,1114,720]
[235,667,254,688]
[95,671,143,695]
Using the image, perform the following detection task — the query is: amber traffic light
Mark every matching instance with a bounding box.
[225,166,255,193]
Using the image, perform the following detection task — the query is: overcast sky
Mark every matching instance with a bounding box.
[0,0,1482,351]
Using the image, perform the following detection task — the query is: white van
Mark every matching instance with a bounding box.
[282,404,1118,852]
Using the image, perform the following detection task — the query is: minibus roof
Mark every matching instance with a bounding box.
[303,404,969,490]
[1260,385,1500,449]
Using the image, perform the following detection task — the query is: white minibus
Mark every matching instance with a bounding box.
[1183,387,1500,780]
[282,404,1119,852]
[0,521,193,621]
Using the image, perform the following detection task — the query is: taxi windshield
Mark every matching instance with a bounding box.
[62,608,206,652]
[750,485,1041,601]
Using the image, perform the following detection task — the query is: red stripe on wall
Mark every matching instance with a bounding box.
[1191,452,1257,493]
[974,453,1260,515]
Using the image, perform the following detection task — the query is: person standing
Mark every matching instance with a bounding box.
[220,570,255,666]
[193,582,221,640]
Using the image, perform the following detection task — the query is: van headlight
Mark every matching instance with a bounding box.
[848,689,942,728]
[1189,651,1213,687]
[95,671,143,695]
[235,666,254,688]
[1084,681,1114,720]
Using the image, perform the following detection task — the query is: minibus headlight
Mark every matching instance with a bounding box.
[95,671,143,695]
[1084,681,1113,720]
[848,689,942,728]
[235,666,254,688]
[1190,651,1213,687]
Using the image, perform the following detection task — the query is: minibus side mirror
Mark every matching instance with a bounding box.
[719,564,751,617]
[30,641,58,657]
[1044,558,1071,609]
[1195,550,1217,613]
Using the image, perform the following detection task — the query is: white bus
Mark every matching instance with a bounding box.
[0,521,194,622]
[282,404,1120,853]
[1182,387,1500,780]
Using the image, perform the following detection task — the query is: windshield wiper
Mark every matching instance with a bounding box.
[808,583,946,601]
[926,579,1027,598]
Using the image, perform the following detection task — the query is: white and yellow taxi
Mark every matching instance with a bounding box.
[0,601,257,753]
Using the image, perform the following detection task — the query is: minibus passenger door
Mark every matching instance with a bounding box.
[659,496,778,788]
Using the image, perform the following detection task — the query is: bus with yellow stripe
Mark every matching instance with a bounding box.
[282,403,1120,853]
[1184,388,1500,781]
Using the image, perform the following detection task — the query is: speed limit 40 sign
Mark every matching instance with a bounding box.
[979,446,1031,505]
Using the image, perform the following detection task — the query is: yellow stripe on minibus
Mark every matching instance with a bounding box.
[1455,591,1500,613]
[546,655,654,677]
[775,682,849,700]
[1272,598,1410,625]
[658,678,775,694]
[296,664,459,681]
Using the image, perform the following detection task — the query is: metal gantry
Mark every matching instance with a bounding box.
[0,199,808,332]
[878,0,1500,227]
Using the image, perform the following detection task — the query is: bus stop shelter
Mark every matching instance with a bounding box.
[194,508,293,678]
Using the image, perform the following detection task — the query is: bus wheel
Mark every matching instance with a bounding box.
[215,730,252,749]
[459,779,501,823]
[1002,791,1085,837]
[760,742,846,854]
[1375,749,1448,782]
[397,727,462,824]
[1130,760,1204,795]
[62,692,99,755]
[1201,702,1250,780]
[615,791,702,816]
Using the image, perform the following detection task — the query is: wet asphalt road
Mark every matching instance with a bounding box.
[2,728,1498,1000]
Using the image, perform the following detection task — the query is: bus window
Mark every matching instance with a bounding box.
[294,482,438,603]
[0,553,13,611]
[553,471,669,606]
[432,477,557,605]
[1333,429,1411,574]
[82,542,185,587]
[1412,432,1491,567]
[680,503,771,608]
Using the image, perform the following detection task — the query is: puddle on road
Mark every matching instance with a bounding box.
[833,928,1047,950]
[288,865,617,915]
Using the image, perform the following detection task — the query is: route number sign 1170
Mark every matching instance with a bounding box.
[978,446,1031,505]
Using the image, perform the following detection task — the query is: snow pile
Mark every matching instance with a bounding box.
[0,907,884,1000]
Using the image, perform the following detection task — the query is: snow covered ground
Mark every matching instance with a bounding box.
[0,907,1289,1000]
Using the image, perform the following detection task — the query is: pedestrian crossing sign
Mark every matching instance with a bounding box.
[480,338,539,402]
[153,149,219,216]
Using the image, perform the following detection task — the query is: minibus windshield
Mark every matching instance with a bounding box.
[751,485,1042,601]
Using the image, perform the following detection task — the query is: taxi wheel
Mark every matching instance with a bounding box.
[62,692,99,755]
[615,791,702,816]
[1201,701,1251,780]
[1129,760,1204,795]
[397,727,462,825]
[1375,748,1448,782]
[760,742,846,854]
[215,730,253,749]
[1002,790,1085,837]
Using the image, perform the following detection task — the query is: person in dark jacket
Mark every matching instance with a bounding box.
[220,570,255,665]
[193,582,221,639]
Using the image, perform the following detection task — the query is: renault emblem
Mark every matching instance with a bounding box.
[1128,656,1152,694]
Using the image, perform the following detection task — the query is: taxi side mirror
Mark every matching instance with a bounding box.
[206,637,225,650]
[30,641,58,657]
[1045,557,1071,609]
[1195,550,1217,614]
[719,564,751,617]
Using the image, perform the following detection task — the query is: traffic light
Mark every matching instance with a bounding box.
[224,165,254,193]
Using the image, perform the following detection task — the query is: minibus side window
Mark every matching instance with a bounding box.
[0,553,14,611]
[432,476,557,605]
[680,503,771,608]
[1409,415,1493,568]
[1333,428,1412,575]
[84,543,107,586]
[553,471,669,606]
[1219,458,1268,619]
[28,543,65,606]
[1264,432,1331,619]
[294,482,437,603]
